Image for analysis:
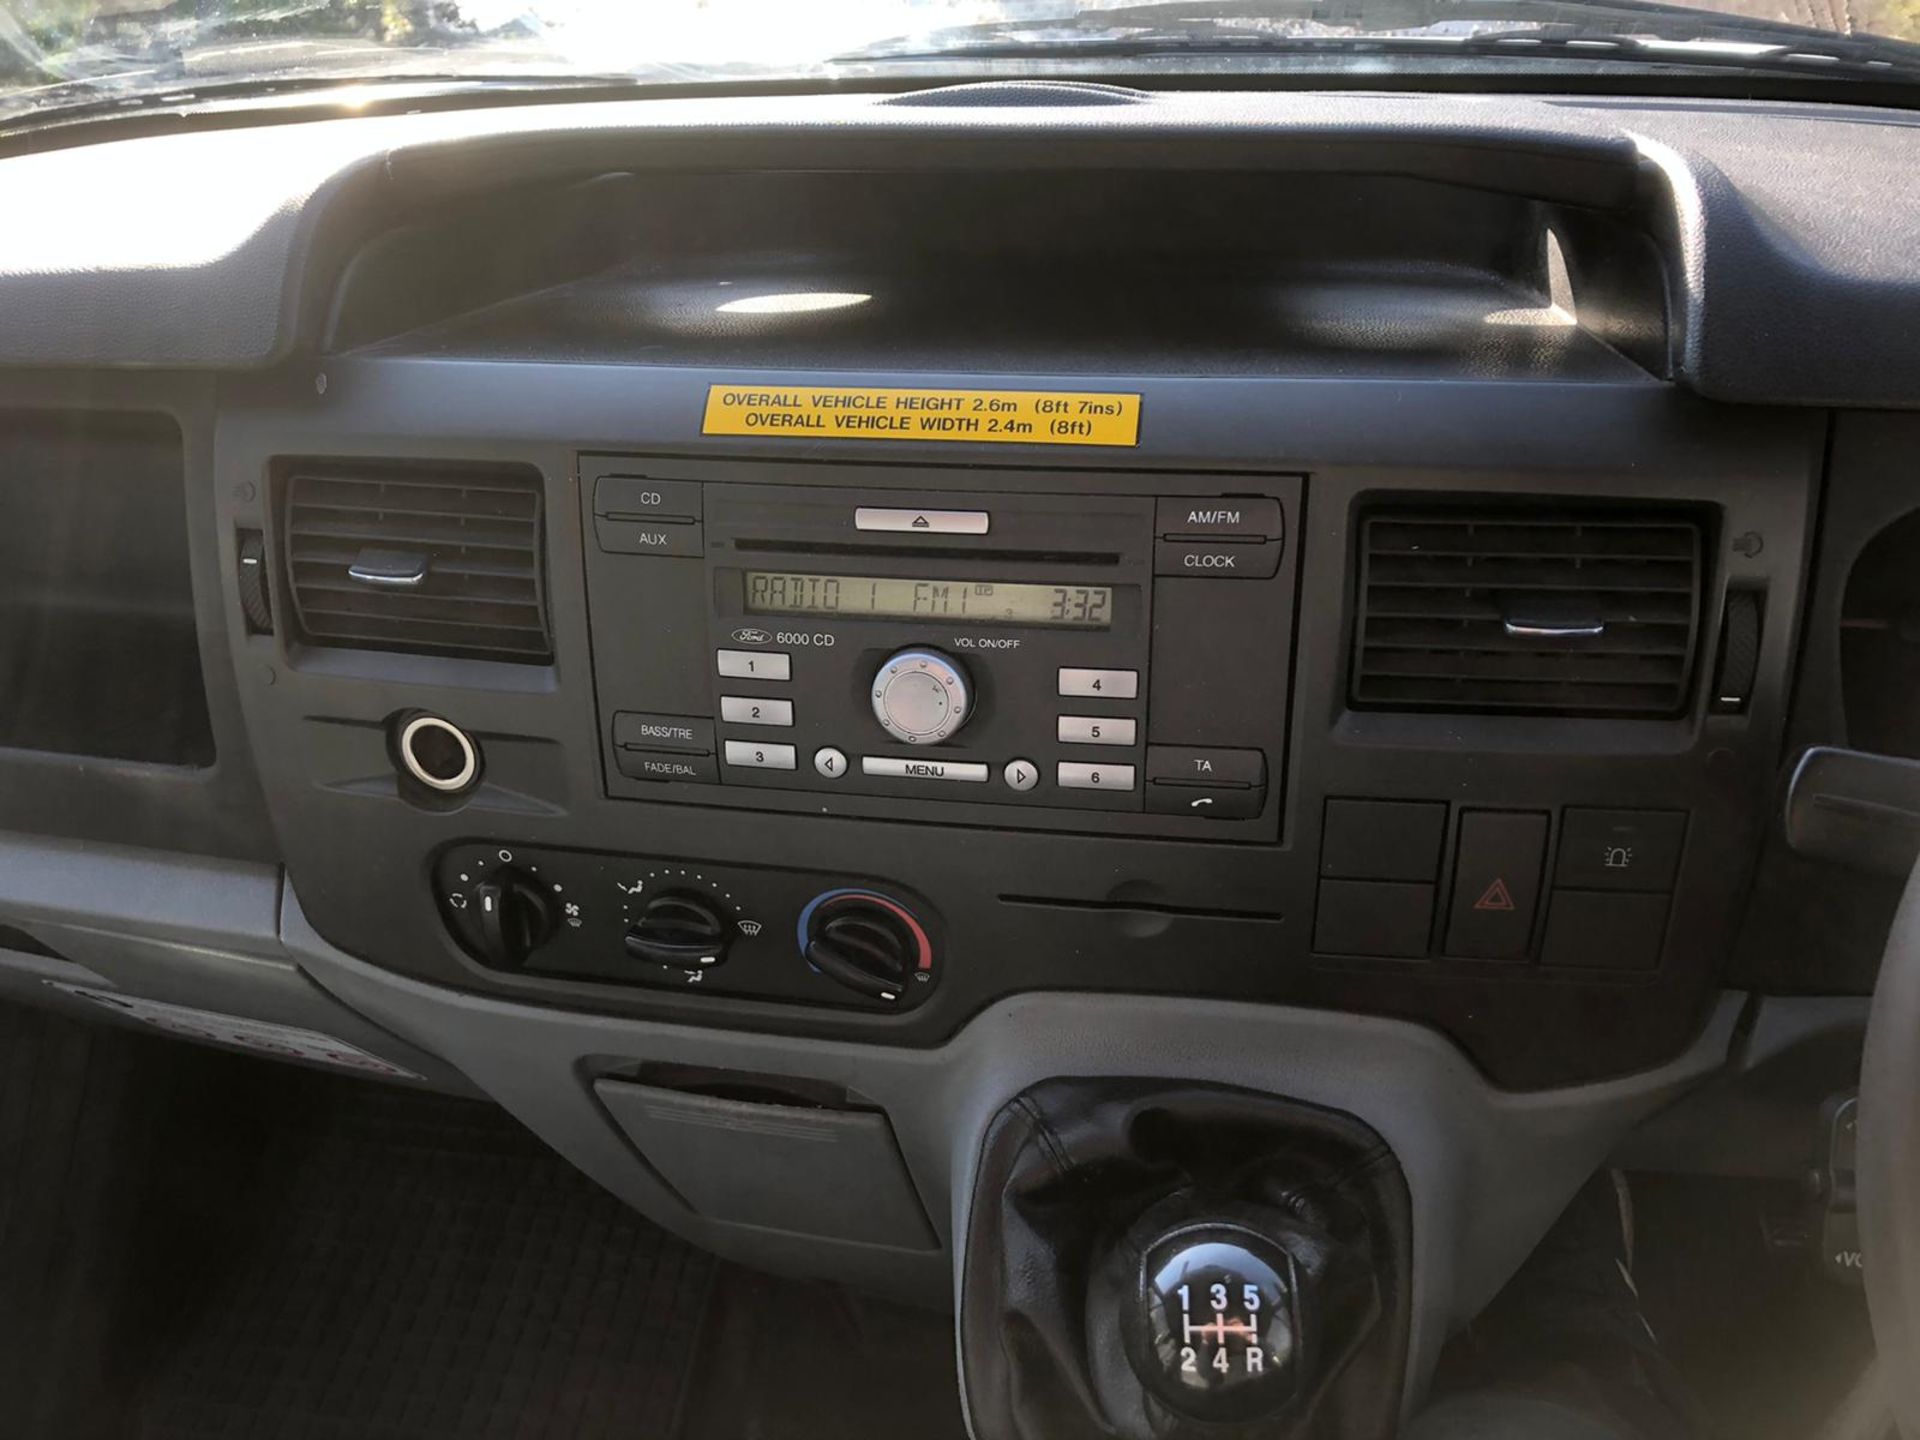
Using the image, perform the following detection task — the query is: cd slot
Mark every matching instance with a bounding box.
[730,537,1121,566]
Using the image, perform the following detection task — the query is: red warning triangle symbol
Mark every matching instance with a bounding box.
[1473,878,1516,912]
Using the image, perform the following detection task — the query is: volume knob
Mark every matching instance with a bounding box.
[871,648,971,746]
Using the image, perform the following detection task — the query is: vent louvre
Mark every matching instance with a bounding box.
[284,467,551,664]
[1352,506,1704,717]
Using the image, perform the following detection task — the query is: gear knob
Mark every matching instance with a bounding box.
[1120,1216,1305,1424]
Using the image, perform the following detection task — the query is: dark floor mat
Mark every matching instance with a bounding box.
[123,1077,716,1440]
[0,1003,715,1440]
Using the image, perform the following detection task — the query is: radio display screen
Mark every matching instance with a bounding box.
[744,571,1113,628]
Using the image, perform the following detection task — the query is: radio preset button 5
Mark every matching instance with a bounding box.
[720,696,794,727]
[854,507,990,535]
[1057,667,1138,700]
[717,648,791,681]
[1058,715,1136,747]
[871,649,971,745]
[1058,762,1137,791]
[862,757,990,783]
[723,740,797,771]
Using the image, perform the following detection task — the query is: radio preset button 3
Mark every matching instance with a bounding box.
[724,740,797,771]
[1058,715,1136,747]
[717,649,791,681]
[1057,667,1138,699]
[1004,758,1040,792]
[1058,762,1137,791]
[863,756,990,783]
[720,696,794,727]
[814,747,848,779]
[871,649,971,745]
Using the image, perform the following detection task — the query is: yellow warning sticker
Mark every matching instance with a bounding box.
[702,385,1141,447]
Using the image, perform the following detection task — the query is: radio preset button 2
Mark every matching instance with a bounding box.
[720,696,794,727]
[724,740,797,771]
[1004,758,1040,792]
[854,507,990,535]
[1058,667,1138,699]
[814,747,848,779]
[1058,715,1137,747]
[1058,762,1136,791]
[717,649,791,681]
[871,649,971,745]
[862,756,990,783]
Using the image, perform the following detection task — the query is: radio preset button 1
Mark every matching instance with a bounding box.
[1057,667,1138,699]
[1058,762,1136,791]
[863,756,990,783]
[724,740,797,771]
[854,507,990,535]
[717,649,791,681]
[1004,758,1040,792]
[872,649,971,745]
[1058,715,1137,747]
[814,747,849,779]
[720,695,794,727]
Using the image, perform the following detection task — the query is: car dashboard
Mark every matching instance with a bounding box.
[1,82,1915,1430]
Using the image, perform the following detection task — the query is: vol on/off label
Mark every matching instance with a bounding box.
[702,385,1142,446]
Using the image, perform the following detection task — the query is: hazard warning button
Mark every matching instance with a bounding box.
[1445,810,1548,960]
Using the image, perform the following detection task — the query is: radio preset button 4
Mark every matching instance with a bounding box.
[720,696,794,727]
[1058,762,1136,791]
[723,740,797,771]
[863,756,990,783]
[1057,667,1138,699]
[1058,715,1136,747]
[717,649,791,681]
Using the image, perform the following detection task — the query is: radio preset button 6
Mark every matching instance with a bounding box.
[720,696,794,727]
[1058,715,1137,747]
[1058,667,1138,700]
[854,507,991,535]
[1004,758,1040,792]
[717,648,791,681]
[871,649,971,745]
[723,740,797,771]
[1058,762,1137,791]
[863,757,990,783]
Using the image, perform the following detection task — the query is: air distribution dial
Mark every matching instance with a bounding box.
[871,648,971,745]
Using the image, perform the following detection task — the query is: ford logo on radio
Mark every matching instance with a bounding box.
[731,627,772,645]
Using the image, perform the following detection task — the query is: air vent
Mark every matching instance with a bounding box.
[1352,506,1704,717]
[284,466,550,664]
